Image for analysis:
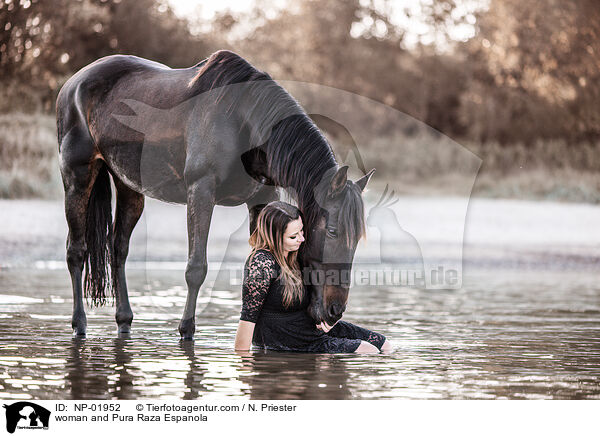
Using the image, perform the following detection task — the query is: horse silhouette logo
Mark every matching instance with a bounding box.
[3,402,50,433]
[367,184,425,273]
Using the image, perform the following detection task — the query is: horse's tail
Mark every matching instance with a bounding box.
[84,163,114,307]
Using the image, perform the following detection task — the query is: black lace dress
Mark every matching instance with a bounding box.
[240,249,386,353]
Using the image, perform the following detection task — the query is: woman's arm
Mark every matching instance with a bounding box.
[236,250,276,350]
[235,320,256,351]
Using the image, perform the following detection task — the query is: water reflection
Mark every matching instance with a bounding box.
[45,336,365,399]
[179,340,208,400]
[236,352,353,399]
[61,339,358,399]
[67,338,105,399]
[66,338,136,399]
[0,268,599,399]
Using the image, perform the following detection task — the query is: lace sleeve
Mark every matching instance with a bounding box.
[240,250,277,323]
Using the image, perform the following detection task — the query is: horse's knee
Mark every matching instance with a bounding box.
[185,263,207,291]
[66,242,86,272]
[111,239,129,268]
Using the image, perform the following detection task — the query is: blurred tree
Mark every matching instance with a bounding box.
[461,0,600,143]
[0,0,113,111]
[2,0,598,145]
[106,0,213,68]
[0,0,214,112]
[235,0,471,137]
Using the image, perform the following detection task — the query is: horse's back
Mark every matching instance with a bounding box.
[56,55,198,201]
[55,51,271,204]
[57,55,171,143]
[57,55,173,115]
[60,54,171,92]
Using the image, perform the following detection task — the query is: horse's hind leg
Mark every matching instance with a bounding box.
[61,157,102,336]
[111,177,144,335]
[64,185,91,335]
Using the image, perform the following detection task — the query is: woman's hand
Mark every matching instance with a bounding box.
[316,320,338,333]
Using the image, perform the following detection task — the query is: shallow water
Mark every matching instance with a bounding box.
[0,266,598,400]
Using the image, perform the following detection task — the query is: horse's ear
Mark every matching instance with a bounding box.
[356,168,375,192]
[329,166,349,196]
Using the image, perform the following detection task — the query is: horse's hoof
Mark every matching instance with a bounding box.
[178,317,195,340]
[117,324,131,335]
[72,327,86,337]
[72,313,87,336]
[116,311,133,327]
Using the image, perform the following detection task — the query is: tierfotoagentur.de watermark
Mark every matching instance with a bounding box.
[223,265,459,288]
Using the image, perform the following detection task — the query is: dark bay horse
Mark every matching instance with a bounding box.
[56,50,374,339]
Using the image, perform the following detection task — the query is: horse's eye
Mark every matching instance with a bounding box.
[326,227,338,238]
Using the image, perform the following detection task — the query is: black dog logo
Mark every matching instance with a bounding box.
[3,402,50,433]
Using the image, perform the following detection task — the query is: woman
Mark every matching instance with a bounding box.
[235,201,391,353]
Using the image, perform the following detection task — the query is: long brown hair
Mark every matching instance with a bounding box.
[248,201,304,307]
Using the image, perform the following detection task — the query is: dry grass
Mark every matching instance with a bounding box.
[1,113,599,203]
[0,113,61,199]
[463,141,600,203]
[337,134,600,203]
[472,168,600,203]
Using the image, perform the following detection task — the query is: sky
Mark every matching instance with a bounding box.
[167,0,256,20]
[166,0,487,49]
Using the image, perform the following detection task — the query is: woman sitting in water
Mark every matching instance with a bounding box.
[235,201,391,353]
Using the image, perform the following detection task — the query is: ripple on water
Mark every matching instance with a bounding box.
[0,268,598,399]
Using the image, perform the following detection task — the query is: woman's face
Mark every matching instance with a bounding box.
[282,217,304,253]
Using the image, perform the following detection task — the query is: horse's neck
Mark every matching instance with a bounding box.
[271,138,337,203]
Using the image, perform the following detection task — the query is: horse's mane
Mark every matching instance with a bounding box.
[189,50,268,93]
[188,50,364,246]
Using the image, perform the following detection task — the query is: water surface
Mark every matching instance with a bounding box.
[0,267,598,400]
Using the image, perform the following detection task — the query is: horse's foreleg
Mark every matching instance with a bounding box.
[111,178,145,335]
[180,178,215,340]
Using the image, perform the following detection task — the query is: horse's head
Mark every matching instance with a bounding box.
[303,166,375,325]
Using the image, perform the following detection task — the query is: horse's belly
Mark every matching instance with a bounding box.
[216,184,263,206]
[102,142,188,203]
[215,166,267,206]
[101,136,266,206]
